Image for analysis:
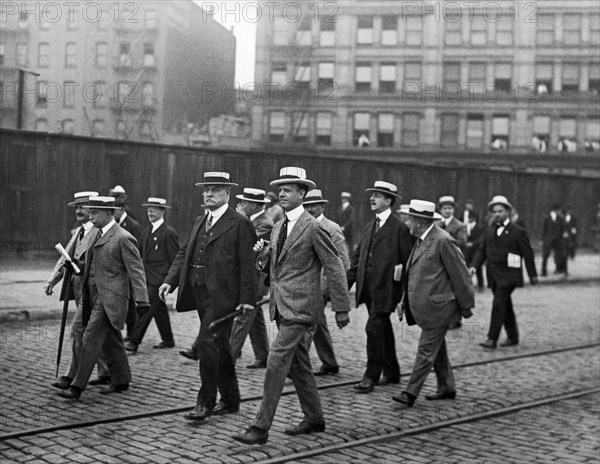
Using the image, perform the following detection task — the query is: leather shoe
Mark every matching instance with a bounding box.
[58,386,81,400]
[99,384,129,394]
[284,420,325,436]
[88,376,111,386]
[213,401,239,415]
[379,376,400,385]
[232,426,269,445]
[125,341,138,353]
[353,378,375,393]
[246,361,267,369]
[314,365,339,376]
[179,349,199,361]
[153,341,175,349]
[184,405,212,421]
[499,339,519,347]
[425,391,457,401]
[51,376,72,389]
[479,339,497,349]
[391,391,415,407]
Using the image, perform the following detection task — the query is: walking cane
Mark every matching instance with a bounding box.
[55,266,72,378]
[207,297,269,334]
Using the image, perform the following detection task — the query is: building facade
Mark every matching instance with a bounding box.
[0,1,235,143]
[251,0,600,154]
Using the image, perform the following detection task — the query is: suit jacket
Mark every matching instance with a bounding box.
[472,221,537,289]
[252,211,274,297]
[347,212,414,314]
[542,213,565,244]
[320,216,350,302]
[338,204,356,245]
[401,226,474,329]
[164,207,257,316]
[436,217,467,251]
[120,215,143,242]
[82,224,149,330]
[264,211,350,324]
[139,222,180,287]
[48,224,100,302]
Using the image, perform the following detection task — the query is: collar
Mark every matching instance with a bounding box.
[341,202,349,210]
[102,219,117,235]
[285,204,305,222]
[118,211,128,225]
[250,210,264,222]
[82,221,94,232]
[420,223,435,241]
[208,203,229,220]
[550,211,557,221]
[497,218,510,228]
[444,215,454,225]
[316,214,325,223]
[375,208,392,222]
[151,218,164,232]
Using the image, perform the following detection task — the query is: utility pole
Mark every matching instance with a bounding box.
[16,67,40,130]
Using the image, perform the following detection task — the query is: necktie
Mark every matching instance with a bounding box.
[77,226,85,242]
[374,217,381,234]
[206,214,213,231]
[276,217,289,261]
[441,221,447,230]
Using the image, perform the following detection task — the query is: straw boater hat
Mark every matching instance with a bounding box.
[82,196,118,210]
[341,192,352,199]
[195,171,238,187]
[236,188,269,203]
[303,189,329,205]
[269,167,316,190]
[398,203,410,214]
[141,197,171,209]
[109,185,126,196]
[365,181,402,200]
[438,195,457,207]
[67,191,99,207]
[487,195,513,211]
[405,200,443,220]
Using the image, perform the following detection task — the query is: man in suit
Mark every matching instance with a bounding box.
[436,196,467,252]
[541,204,567,276]
[109,185,137,220]
[338,192,356,254]
[46,191,111,389]
[125,198,179,354]
[460,198,476,225]
[159,172,257,422]
[347,181,414,394]
[233,167,351,445]
[230,187,272,369]
[58,196,149,400]
[303,189,350,377]
[392,200,474,408]
[465,212,485,290]
[564,207,578,259]
[471,196,538,349]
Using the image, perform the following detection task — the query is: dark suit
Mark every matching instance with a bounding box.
[565,213,578,258]
[401,225,474,398]
[472,221,537,343]
[541,212,568,274]
[338,203,356,253]
[130,222,179,346]
[119,213,143,336]
[347,212,414,383]
[164,207,257,409]
[465,221,485,288]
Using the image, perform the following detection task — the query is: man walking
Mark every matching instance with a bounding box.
[159,172,257,422]
[392,200,474,408]
[541,204,567,276]
[58,196,149,400]
[436,196,467,252]
[125,198,179,354]
[303,189,350,376]
[471,196,538,349]
[347,181,414,394]
[233,167,351,445]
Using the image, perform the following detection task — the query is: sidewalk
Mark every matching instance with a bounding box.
[1,251,598,322]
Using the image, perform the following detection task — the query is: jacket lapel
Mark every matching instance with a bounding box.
[277,211,311,263]
[410,226,437,264]
[207,207,235,244]
[371,215,393,248]
[95,223,118,248]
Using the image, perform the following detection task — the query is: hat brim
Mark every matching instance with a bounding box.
[67,200,89,207]
[438,202,457,208]
[235,194,269,203]
[406,210,443,220]
[142,203,171,209]
[488,200,512,211]
[303,199,329,205]
[195,182,238,187]
[365,188,402,200]
[270,179,316,190]
[81,205,118,210]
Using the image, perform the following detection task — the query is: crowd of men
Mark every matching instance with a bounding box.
[46,168,541,445]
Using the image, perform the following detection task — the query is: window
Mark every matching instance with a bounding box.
[292,112,309,143]
[119,42,131,66]
[16,43,27,66]
[65,42,76,67]
[589,63,600,94]
[443,62,461,87]
[142,82,154,106]
[470,16,487,46]
[273,17,289,46]
[381,15,398,46]
[584,117,600,152]
[404,16,423,46]
[401,113,420,147]
[562,63,580,93]
[92,119,105,136]
[62,119,75,134]
[143,43,155,67]
[320,17,336,47]
[296,16,312,45]
[36,81,48,106]
[316,112,332,145]
[63,81,76,108]
[591,15,600,46]
[379,64,396,93]
[404,61,422,85]
[469,62,487,86]
[357,16,373,45]
[563,14,581,45]
[35,119,47,132]
[293,63,311,91]
[318,62,334,91]
[536,14,555,45]
[268,111,285,142]
[491,115,510,150]
[95,42,107,68]
[271,63,287,86]
[440,114,459,148]
[494,63,513,92]
[558,117,577,152]
[377,113,394,147]
[445,20,462,46]
[353,113,371,146]
[355,63,372,92]
[532,116,550,152]
[495,15,514,46]
[145,10,157,29]
[91,81,105,108]
[535,63,553,94]
[466,114,484,149]
[38,43,50,67]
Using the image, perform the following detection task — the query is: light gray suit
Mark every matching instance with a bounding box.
[253,210,350,431]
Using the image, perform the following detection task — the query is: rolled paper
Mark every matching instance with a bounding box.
[55,243,81,275]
